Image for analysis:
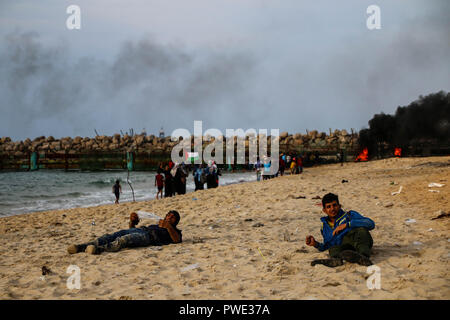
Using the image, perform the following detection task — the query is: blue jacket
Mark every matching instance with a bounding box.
[315,209,375,252]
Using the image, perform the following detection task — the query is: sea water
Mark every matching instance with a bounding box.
[0,170,256,217]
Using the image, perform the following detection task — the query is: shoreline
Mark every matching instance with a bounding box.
[0,170,257,218]
[0,156,448,299]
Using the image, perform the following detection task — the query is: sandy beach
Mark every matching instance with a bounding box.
[0,156,449,300]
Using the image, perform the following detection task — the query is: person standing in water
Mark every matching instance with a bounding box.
[112,179,122,204]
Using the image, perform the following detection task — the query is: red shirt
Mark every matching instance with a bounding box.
[155,174,164,187]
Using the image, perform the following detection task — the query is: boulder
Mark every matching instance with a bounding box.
[280,131,289,139]
[73,136,82,144]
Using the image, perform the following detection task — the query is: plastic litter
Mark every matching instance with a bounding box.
[192,197,198,200]
[428,190,440,193]
[391,186,403,196]
[181,263,200,272]
[413,241,423,246]
[428,183,445,188]
[137,211,163,220]
[405,218,416,224]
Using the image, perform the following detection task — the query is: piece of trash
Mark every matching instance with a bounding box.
[233,264,237,268]
[427,228,433,232]
[283,229,290,242]
[244,218,253,222]
[384,203,394,208]
[405,218,416,224]
[413,241,423,246]
[91,220,95,226]
[390,181,395,185]
[209,224,220,229]
[428,190,440,193]
[235,205,240,208]
[428,183,445,188]
[192,197,198,201]
[41,266,52,275]
[192,237,204,244]
[252,223,264,228]
[257,247,266,260]
[181,263,200,272]
[341,180,348,183]
[295,227,299,233]
[295,196,306,199]
[39,276,46,281]
[391,186,403,196]
[137,211,163,220]
[431,211,450,220]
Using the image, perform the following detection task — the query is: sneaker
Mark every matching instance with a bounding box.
[67,244,86,254]
[85,245,100,255]
[340,250,373,266]
[311,258,344,268]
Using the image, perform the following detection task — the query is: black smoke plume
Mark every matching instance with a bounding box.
[359,91,450,157]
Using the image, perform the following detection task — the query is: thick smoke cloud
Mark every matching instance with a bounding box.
[1,1,449,141]
[0,31,258,140]
[358,91,450,156]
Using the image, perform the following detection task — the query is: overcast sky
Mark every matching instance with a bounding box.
[0,0,449,140]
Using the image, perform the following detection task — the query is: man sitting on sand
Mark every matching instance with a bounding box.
[305,193,375,267]
[67,210,182,255]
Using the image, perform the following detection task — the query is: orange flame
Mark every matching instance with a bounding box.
[394,148,402,157]
[355,148,369,162]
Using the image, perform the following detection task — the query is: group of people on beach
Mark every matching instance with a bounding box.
[154,160,222,199]
[73,187,376,269]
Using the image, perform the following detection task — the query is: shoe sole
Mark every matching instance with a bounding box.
[67,245,79,254]
[311,258,344,268]
[340,250,373,266]
[85,245,98,255]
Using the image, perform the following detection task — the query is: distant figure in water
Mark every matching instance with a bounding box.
[112,179,122,204]
[67,211,182,255]
[155,171,164,199]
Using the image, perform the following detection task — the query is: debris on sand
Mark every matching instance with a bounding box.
[41,266,52,275]
[405,219,416,224]
[252,222,264,228]
[431,211,450,220]
[428,183,445,188]
[391,186,403,196]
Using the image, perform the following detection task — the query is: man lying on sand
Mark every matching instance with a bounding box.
[67,210,182,255]
[306,193,375,267]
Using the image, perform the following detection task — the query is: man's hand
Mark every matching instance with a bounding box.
[306,235,317,247]
[332,223,347,236]
[158,219,171,229]
[129,212,140,228]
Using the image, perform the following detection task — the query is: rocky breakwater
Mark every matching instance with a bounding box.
[0,129,358,157]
